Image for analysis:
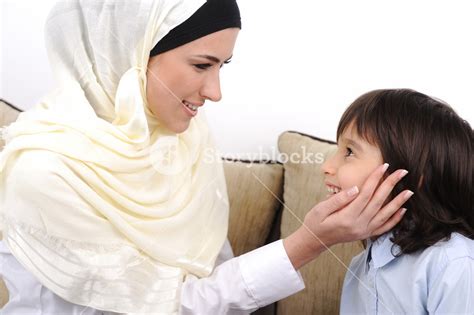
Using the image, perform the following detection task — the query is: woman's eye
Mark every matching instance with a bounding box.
[194,60,231,70]
[194,63,212,70]
[220,59,232,68]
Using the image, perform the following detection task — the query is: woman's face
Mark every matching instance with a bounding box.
[322,123,383,196]
[146,28,239,133]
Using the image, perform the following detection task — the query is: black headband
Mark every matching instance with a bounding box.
[150,0,241,56]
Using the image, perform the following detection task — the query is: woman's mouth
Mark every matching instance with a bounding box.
[182,100,199,117]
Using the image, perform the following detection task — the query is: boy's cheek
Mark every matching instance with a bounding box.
[339,169,370,192]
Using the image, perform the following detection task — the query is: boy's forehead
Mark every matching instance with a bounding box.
[339,122,360,140]
[340,119,379,147]
[339,125,379,152]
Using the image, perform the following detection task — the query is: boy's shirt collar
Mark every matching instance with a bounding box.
[366,232,402,269]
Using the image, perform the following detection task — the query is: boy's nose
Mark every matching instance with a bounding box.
[321,155,336,175]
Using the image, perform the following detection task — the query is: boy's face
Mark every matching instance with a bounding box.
[322,123,384,196]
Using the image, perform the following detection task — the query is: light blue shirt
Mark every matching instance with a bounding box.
[340,232,474,315]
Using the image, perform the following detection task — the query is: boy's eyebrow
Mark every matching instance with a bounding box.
[193,54,233,63]
[345,138,363,152]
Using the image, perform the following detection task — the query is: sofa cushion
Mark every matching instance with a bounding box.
[0,99,21,149]
[223,160,284,257]
[277,131,364,315]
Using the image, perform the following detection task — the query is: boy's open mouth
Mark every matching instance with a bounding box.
[326,184,341,194]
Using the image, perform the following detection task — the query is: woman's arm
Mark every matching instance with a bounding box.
[180,240,303,315]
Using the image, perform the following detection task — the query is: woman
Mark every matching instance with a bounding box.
[0,0,412,314]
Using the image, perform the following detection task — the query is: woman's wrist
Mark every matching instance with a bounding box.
[283,226,327,270]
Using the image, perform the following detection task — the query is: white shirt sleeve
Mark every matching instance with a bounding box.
[1,239,305,315]
[179,240,305,315]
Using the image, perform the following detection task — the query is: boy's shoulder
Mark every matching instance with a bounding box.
[421,232,474,263]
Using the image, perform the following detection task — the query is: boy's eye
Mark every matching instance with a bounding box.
[344,147,354,157]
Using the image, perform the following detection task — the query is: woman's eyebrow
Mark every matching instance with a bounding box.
[194,54,233,63]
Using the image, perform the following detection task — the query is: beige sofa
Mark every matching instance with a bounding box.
[0,99,363,315]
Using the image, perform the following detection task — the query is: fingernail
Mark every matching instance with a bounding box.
[404,190,414,199]
[400,208,407,216]
[347,186,359,197]
[399,170,409,179]
[382,163,389,173]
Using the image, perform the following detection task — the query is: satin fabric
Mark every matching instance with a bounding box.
[0,0,229,313]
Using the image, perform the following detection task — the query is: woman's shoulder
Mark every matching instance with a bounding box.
[4,150,69,193]
[9,149,66,174]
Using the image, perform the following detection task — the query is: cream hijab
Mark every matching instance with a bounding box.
[0,0,229,313]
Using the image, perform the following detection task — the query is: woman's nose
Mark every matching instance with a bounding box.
[201,72,222,102]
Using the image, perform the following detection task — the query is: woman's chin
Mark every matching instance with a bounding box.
[167,120,191,134]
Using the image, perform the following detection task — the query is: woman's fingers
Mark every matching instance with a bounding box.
[371,208,407,236]
[359,168,409,224]
[315,186,360,219]
[367,189,413,233]
[344,163,390,217]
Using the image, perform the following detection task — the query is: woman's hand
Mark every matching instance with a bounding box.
[283,163,413,270]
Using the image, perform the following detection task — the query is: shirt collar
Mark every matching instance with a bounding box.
[367,232,402,269]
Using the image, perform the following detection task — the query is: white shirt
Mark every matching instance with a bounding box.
[340,232,474,315]
[0,239,304,315]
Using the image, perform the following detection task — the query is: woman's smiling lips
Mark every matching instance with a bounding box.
[182,100,203,117]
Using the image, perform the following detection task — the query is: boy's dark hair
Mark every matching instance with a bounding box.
[337,89,473,255]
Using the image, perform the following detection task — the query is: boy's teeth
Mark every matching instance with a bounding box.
[327,186,341,194]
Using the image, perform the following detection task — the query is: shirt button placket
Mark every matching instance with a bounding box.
[368,260,378,314]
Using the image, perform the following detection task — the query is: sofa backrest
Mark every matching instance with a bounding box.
[0,100,21,149]
[223,160,284,257]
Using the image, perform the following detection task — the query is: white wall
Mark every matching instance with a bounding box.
[1,0,56,109]
[0,0,5,98]
[1,0,473,157]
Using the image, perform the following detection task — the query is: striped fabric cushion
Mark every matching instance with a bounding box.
[0,99,21,149]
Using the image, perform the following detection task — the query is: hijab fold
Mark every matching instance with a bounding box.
[0,0,229,313]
